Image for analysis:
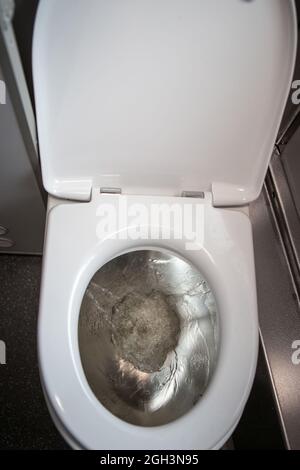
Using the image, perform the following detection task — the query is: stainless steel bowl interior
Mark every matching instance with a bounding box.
[78,250,219,426]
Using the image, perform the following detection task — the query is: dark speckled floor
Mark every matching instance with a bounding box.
[0,255,68,450]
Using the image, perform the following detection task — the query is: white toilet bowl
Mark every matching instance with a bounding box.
[39,194,258,449]
[33,0,297,450]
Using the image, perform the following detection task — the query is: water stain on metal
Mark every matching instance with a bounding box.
[78,250,219,426]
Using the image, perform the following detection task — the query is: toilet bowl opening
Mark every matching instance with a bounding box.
[78,249,219,427]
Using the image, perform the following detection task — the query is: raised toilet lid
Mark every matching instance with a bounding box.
[33,0,297,204]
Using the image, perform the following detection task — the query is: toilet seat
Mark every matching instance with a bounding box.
[39,193,258,449]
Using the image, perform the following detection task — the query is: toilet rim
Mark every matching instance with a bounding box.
[38,233,259,449]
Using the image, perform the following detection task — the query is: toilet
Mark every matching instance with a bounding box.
[33,0,297,450]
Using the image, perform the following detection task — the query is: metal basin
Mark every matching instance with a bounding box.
[78,250,219,426]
